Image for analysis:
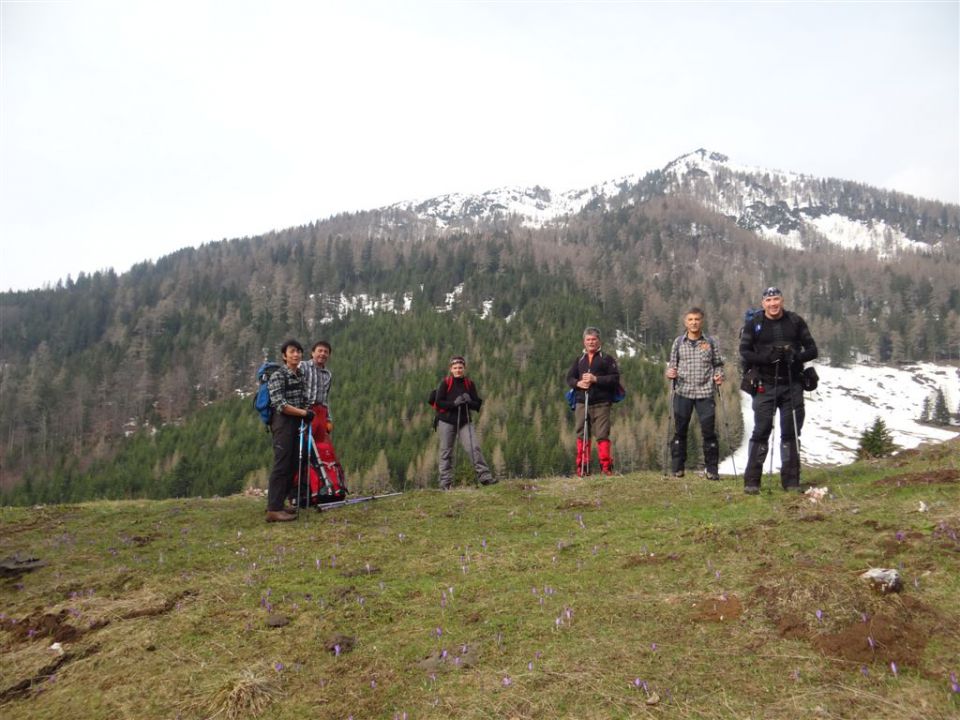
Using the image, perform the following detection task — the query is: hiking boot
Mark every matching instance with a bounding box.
[672,470,685,478]
[782,484,803,493]
[265,510,297,523]
[743,485,760,495]
[705,470,720,481]
[480,478,498,486]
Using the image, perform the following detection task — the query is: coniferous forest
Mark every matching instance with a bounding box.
[2,179,958,504]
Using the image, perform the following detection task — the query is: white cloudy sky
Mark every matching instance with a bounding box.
[1,1,957,291]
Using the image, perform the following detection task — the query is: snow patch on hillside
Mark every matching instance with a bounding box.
[720,362,960,475]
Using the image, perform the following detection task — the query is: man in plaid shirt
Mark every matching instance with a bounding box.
[665,307,725,479]
[301,340,334,442]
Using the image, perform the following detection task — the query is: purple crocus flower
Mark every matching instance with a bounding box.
[651,643,658,652]
[890,661,898,677]
[861,665,869,677]
[949,672,958,693]
[334,644,341,657]
[815,609,823,622]
[274,662,284,672]
[502,676,512,687]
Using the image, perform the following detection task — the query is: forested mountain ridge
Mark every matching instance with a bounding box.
[1,150,958,503]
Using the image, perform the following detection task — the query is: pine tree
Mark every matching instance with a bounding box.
[932,388,951,425]
[857,417,897,459]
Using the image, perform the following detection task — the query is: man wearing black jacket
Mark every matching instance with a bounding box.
[739,287,818,494]
[566,327,621,476]
[434,356,495,489]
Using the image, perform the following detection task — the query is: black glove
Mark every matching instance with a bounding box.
[453,394,468,406]
[304,409,315,424]
[769,346,786,363]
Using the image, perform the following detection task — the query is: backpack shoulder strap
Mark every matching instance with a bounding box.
[672,335,683,365]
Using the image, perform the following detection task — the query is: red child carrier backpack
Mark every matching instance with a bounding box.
[292,406,348,506]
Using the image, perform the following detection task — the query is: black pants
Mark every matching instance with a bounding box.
[744,381,804,487]
[671,395,718,472]
[267,413,301,511]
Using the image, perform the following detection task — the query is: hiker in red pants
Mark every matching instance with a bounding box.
[565,327,621,476]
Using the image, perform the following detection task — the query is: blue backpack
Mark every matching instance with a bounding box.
[564,383,626,411]
[254,362,283,425]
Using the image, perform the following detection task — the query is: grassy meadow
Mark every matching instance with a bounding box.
[2,440,959,719]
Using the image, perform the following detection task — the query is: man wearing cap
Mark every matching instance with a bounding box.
[433,355,496,489]
[565,327,621,476]
[739,287,818,494]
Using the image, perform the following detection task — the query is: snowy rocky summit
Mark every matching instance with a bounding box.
[386,148,945,259]
[660,149,934,257]
[388,175,637,230]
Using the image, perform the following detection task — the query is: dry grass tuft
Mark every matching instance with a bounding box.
[205,668,280,720]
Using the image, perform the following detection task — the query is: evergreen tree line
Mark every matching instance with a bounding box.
[1,184,957,504]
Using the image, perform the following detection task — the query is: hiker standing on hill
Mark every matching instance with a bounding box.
[301,340,334,444]
[566,327,621,476]
[265,339,313,522]
[434,356,496,489]
[739,287,818,494]
[666,307,725,480]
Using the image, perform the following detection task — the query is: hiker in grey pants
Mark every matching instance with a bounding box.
[434,355,495,489]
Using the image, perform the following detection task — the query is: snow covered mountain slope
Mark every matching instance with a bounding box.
[380,148,956,258]
[719,361,960,474]
[661,149,940,257]
[387,175,637,229]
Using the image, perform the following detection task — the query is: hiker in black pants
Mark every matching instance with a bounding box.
[434,356,495,489]
[265,339,314,522]
[665,307,725,479]
[739,287,818,494]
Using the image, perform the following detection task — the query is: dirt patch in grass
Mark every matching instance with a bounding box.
[873,468,959,486]
[622,552,681,568]
[811,597,944,668]
[877,531,926,559]
[691,594,742,622]
[776,613,809,640]
[1,589,195,646]
[752,560,956,671]
[0,609,100,644]
[0,643,101,703]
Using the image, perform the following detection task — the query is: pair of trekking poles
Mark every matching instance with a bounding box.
[661,377,739,479]
[765,352,802,480]
[451,401,483,487]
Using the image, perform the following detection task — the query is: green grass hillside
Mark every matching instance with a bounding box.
[2,442,959,719]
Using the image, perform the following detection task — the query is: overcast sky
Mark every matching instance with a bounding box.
[1,1,957,292]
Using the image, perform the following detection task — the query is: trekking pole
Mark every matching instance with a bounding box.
[785,358,802,464]
[769,365,779,482]
[297,419,307,520]
[309,427,334,497]
[662,380,675,478]
[581,389,590,477]
[716,384,737,478]
[452,403,463,486]
[464,407,481,487]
